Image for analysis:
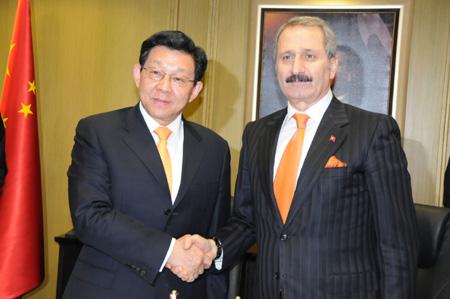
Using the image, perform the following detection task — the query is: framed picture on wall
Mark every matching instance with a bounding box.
[252,5,401,119]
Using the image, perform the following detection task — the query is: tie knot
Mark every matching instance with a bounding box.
[293,113,309,129]
[154,126,172,141]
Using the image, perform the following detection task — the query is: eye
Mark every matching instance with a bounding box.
[150,70,163,77]
[145,69,164,80]
[304,53,316,61]
[172,77,186,84]
[280,53,294,63]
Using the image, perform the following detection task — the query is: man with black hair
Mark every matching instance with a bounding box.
[64,31,230,299]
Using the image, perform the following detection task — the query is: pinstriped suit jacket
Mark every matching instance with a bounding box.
[217,97,418,299]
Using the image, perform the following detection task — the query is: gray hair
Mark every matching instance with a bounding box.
[274,16,337,60]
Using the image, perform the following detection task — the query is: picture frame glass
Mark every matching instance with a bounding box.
[256,7,400,119]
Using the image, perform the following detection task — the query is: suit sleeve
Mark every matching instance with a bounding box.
[68,118,172,284]
[216,123,257,269]
[206,144,231,299]
[365,116,418,298]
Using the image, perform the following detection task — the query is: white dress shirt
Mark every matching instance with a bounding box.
[139,102,183,203]
[273,90,333,181]
[139,102,182,271]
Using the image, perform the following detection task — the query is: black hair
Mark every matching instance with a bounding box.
[139,31,207,83]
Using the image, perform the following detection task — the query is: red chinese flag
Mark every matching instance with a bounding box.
[0,0,44,297]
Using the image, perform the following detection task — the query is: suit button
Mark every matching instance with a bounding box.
[140,270,146,276]
[280,234,288,241]
[164,209,171,216]
[274,272,280,280]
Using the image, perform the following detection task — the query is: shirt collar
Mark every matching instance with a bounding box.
[285,89,333,124]
[139,101,183,136]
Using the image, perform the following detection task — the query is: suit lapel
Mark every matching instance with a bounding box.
[173,120,204,208]
[257,109,286,223]
[122,105,170,196]
[285,98,349,226]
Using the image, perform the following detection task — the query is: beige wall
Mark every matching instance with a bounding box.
[403,0,450,206]
[0,0,448,298]
[0,0,249,298]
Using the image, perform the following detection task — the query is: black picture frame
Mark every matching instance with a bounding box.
[254,6,400,119]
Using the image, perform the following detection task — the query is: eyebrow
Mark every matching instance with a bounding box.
[147,60,190,73]
[303,48,322,54]
[279,48,319,55]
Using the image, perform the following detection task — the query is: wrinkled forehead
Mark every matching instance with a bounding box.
[146,46,195,73]
[276,25,327,53]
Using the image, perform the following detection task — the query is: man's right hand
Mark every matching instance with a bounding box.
[165,234,217,282]
[184,234,217,266]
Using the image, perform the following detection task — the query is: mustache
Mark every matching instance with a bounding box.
[286,73,313,83]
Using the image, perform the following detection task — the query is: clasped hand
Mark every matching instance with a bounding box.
[166,234,217,282]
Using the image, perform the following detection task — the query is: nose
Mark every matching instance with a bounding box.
[156,74,172,92]
[292,56,305,74]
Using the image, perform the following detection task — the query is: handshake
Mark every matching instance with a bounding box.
[165,234,218,282]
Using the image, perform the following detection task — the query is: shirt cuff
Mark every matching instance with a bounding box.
[214,250,223,270]
[160,237,176,272]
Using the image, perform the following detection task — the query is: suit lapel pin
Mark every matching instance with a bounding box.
[329,135,336,143]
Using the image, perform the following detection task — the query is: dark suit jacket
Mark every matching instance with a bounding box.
[217,98,418,299]
[64,104,230,299]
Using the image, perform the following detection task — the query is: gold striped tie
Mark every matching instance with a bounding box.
[154,127,172,193]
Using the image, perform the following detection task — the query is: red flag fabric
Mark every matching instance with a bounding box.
[0,0,44,297]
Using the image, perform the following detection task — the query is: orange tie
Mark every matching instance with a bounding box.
[154,127,172,193]
[274,113,309,223]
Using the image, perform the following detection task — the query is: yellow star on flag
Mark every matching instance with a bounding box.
[9,43,16,55]
[5,44,15,77]
[18,102,33,118]
[28,80,36,94]
[2,117,8,128]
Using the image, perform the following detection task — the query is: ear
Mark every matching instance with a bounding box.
[188,81,203,103]
[132,64,142,88]
[329,56,338,80]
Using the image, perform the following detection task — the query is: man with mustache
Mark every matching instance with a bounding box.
[184,16,418,298]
